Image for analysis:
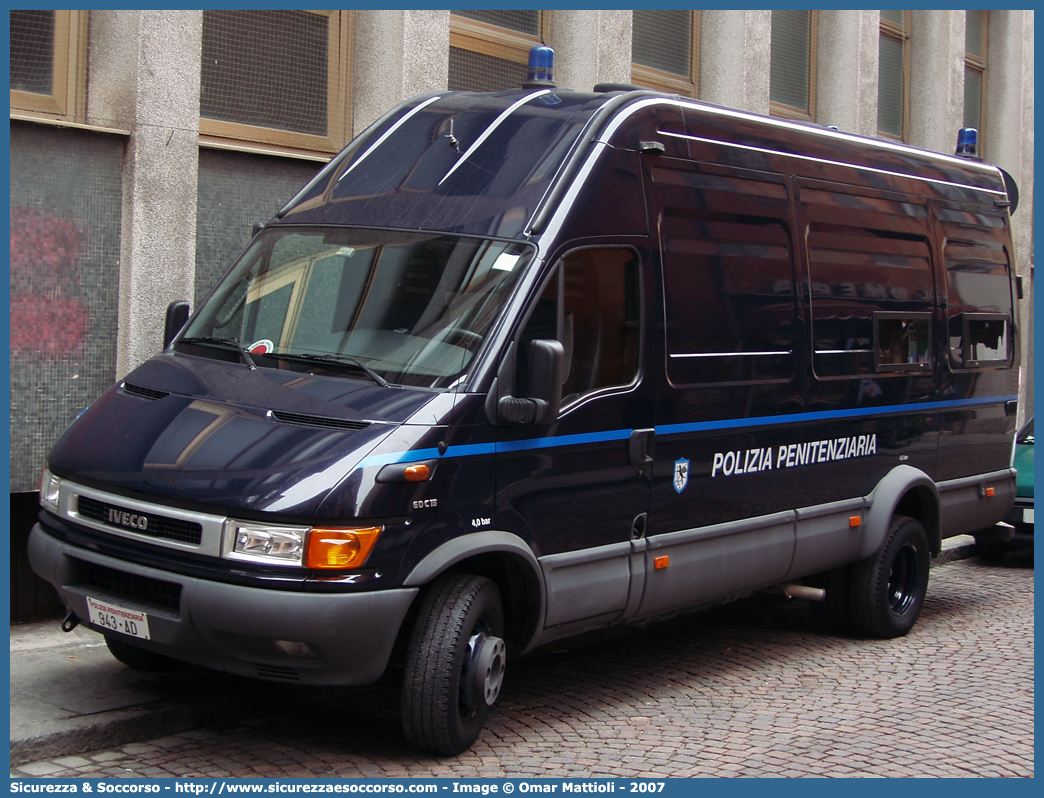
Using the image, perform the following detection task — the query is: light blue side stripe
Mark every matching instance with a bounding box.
[357,443,495,469]
[355,394,1016,469]
[496,427,632,453]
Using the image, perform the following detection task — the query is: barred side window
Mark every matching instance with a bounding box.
[631,10,698,96]
[770,10,816,120]
[199,10,352,154]
[449,10,548,92]
[964,10,987,154]
[878,10,910,140]
[9,10,87,121]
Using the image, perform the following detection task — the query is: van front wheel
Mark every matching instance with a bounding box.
[402,573,506,756]
[850,515,930,638]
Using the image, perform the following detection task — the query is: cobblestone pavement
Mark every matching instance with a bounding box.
[11,553,1033,779]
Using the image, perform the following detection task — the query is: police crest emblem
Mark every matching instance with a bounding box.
[673,457,690,493]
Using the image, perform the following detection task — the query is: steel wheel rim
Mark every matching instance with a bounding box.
[888,543,919,615]
[460,625,505,717]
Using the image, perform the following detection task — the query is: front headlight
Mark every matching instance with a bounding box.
[223,520,382,569]
[225,521,309,566]
[39,469,61,512]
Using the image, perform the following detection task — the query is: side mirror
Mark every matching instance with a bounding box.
[496,339,564,426]
[163,300,190,349]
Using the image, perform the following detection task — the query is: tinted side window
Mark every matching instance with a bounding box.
[807,224,933,378]
[799,184,936,380]
[519,248,640,405]
[938,207,1013,369]
[662,211,795,386]
[649,162,796,387]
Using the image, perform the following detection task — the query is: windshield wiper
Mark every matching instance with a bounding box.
[267,352,390,388]
[180,336,259,371]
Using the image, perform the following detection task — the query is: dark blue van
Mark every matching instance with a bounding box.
[30,58,1021,754]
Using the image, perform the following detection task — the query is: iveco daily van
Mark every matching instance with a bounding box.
[30,49,1021,754]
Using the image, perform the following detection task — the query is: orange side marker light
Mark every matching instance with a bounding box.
[654,555,670,570]
[404,464,431,482]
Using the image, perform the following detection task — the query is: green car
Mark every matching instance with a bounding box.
[1009,416,1034,535]
[977,416,1033,559]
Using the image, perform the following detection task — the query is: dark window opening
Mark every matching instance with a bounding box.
[955,313,1010,368]
[875,313,931,372]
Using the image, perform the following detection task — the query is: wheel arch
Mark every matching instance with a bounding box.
[861,465,942,559]
[403,531,546,654]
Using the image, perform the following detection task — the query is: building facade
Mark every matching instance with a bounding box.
[8,10,1035,618]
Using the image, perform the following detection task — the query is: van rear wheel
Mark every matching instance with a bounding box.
[402,573,506,756]
[850,515,930,638]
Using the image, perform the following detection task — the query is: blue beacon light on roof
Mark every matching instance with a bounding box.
[955,127,979,158]
[524,45,555,89]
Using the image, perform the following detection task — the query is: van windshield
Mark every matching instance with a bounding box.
[181,228,534,389]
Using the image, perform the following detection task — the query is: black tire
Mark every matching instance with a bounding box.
[809,566,854,634]
[850,515,930,638]
[401,573,506,756]
[105,635,181,671]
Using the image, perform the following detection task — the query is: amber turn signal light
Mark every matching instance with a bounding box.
[305,526,382,569]
[404,464,431,482]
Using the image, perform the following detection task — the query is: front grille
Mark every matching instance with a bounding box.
[122,382,170,400]
[78,496,203,545]
[270,410,370,431]
[72,558,182,613]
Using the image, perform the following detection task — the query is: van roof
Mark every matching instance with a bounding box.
[276,89,1010,240]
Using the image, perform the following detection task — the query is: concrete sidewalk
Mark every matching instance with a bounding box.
[9,535,980,767]
[9,617,357,767]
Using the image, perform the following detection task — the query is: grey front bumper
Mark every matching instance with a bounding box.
[29,524,418,685]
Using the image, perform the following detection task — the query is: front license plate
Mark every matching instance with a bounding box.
[86,596,151,640]
[1022,508,1034,524]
